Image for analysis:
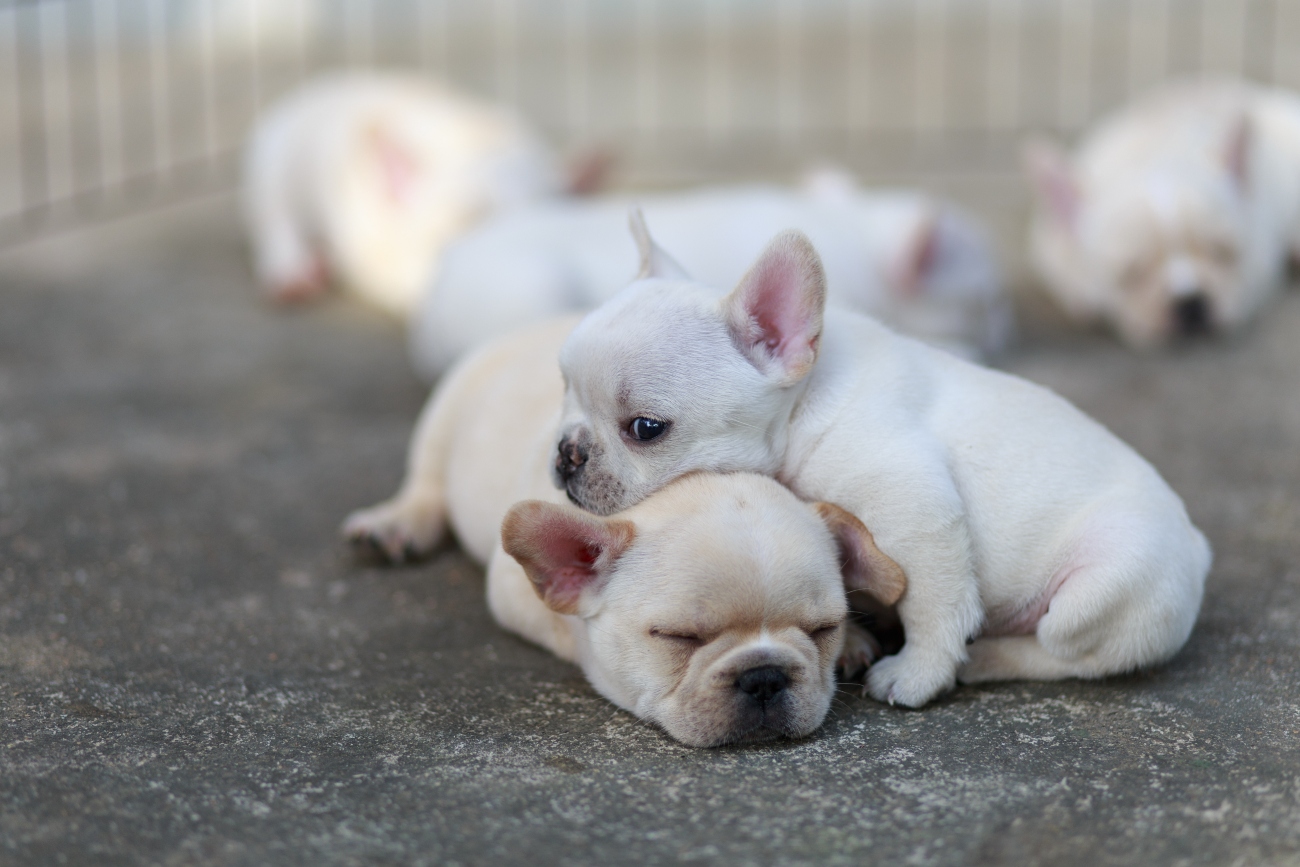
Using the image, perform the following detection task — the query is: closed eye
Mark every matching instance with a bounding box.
[649,628,705,649]
[807,623,842,642]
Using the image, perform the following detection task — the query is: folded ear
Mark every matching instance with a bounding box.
[813,502,907,607]
[501,501,636,615]
[724,231,826,385]
[629,208,690,280]
[1022,137,1080,230]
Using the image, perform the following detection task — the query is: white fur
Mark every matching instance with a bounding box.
[341,318,906,747]
[409,181,1010,378]
[554,230,1211,708]
[1027,78,1300,346]
[242,71,561,315]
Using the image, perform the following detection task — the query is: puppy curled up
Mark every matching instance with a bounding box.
[551,214,1211,708]
[343,318,906,747]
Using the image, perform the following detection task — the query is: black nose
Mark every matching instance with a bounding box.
[735,666,789,705]
[1174,294,1210,334]
[555,438,588,482]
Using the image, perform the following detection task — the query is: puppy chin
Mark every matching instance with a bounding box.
[560,471,632,517]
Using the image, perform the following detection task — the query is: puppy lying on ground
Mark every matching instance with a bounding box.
[342,318,906,747]
[1026,78,1300,347]
[409,176,1009,379]
[243,71,563,315]
[550,216,1211,708]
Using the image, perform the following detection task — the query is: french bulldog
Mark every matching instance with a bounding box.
[551,217,1211,708]
[342,318,907,747]
[409,177,1010,379]
[1026,78,1300,347]
[243,71,563,315]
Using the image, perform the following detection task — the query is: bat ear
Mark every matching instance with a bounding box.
[813,502,907,607]
[501,501,636,615]
[723,231,827,386]
[891,209,941,295]
[1022,137,1080,230]
[629,208,690,281]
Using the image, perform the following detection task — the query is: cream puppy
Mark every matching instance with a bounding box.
[243,71,562,315]
[551,220,1211,708]
[1026,79,1300,346]
[409,180,1009,379]
[342,319,907,747]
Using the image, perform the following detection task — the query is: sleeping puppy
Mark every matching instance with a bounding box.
[550,217,1211,708]
[1026,79,1300,347]
[409,177,1009,379]
[341,318,906,747]
[243,71,562,315]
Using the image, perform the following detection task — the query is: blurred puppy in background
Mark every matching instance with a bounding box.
[1026,79,1300,347]
[243,72,565,315]
[408,172,1010,379]
[342,318,906,748]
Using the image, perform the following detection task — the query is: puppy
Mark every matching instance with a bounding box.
[342,318,907,747]
[409,177,1010,379]
[1026,78,1300,346]
[551,219,1211,708]
[243,71,562,315]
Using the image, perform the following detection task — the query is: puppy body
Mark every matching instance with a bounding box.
[410,182,1009,378]
[243,72,561,314]
[343,318,905,746]
[1027,79,1300,345]
[555,230,1211,708]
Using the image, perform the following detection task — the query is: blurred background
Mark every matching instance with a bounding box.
[2,0,1298,254]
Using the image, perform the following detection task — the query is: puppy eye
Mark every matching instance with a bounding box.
[628,417,669,442]
[808,623,841,642]
[650,628,704,648]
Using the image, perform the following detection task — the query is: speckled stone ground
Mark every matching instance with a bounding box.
[2,194,1299,867]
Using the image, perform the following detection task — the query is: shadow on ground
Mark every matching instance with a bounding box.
[1,197,1299,867]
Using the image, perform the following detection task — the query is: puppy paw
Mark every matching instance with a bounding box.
[341,495,444,563]
[268,258,329,305]
[865,647,956,708]
[837,620,884,682]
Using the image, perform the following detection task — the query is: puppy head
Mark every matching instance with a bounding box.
[1025,120,1259,347]
[501,473,906,748]
[554,220,826,515]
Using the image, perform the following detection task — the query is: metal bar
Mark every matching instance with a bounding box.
[92,0,122,191]
[778,0,802,143]
[564,0,589,139]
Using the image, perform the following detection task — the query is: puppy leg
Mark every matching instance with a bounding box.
[864,504,984,707]
[837,620,884,682]
[342,382,457,561]
[960,511,1208,684]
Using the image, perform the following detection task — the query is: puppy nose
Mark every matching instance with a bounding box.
[555,438,588,482]
[735,666,789,705]
[1173,294,1210,334]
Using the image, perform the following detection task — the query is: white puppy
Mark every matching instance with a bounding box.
[550,220,1211,708]
[342,319,907,747]
[243,71,562,315]
[409,178,1009,379]
[1026,79,1300,346]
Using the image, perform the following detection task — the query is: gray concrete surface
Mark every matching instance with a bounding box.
[2,195,1300,867]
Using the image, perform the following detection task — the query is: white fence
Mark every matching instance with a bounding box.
[2,0,1299,244]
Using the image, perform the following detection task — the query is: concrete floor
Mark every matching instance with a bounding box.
[2,195,1299,867]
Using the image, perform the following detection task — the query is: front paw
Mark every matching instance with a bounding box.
[837,620,884,682]
[865,646,957,708]
[341,495,443,563]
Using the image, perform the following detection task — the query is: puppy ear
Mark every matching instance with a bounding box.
[629,208,690,280]
[1223,113,1252,191]
[366,122,422,207]
[1022,137,1080,230]
[891,209,941,296]
[813,502,907,607]
[724,231,827,385]
[501,501,636,615]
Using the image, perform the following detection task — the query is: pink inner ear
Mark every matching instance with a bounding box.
[747,256,812,359]
[894,220,939,296]
[529,530,604,611]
